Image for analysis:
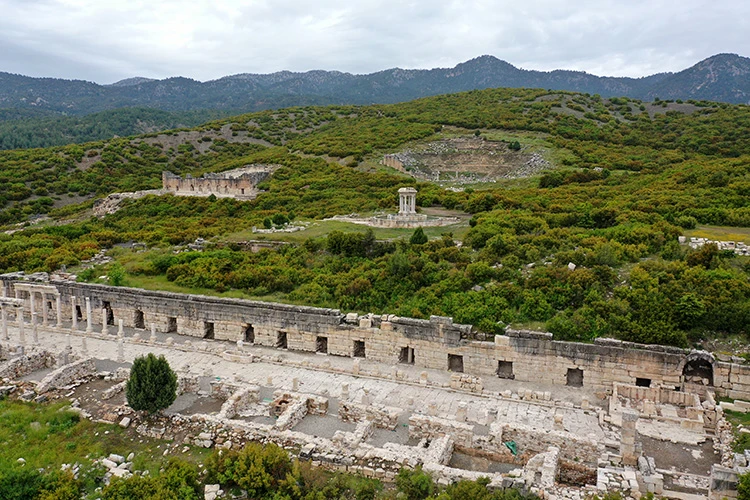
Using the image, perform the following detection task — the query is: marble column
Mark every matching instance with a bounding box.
[18,313,25,344]
[42,295,49,327]
[85,298,92,333]
[55,296,62,328]
[31,314,38,343]
[118,319,124,337]
[101,308,108,335]
[71,296,78,331]
[29,291,36,322]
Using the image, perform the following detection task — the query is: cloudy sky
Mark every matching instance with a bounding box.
[1,0,748,84]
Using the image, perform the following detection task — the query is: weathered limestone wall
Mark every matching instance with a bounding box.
[5,278,750,399]
[162,166,274,200]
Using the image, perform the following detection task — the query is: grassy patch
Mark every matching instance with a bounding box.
[684,225,750,244]
[223,218,470,244]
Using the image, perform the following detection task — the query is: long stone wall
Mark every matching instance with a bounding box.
[4,277,750,399]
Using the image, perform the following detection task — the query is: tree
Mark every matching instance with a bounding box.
[107,262,126,287]
[410,227,428,245]
[738,471,750,500]
[126,353,177,414]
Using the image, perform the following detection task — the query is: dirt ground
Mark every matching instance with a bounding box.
[640,436,718,476]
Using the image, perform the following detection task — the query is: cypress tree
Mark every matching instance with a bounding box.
[126,353,177,414]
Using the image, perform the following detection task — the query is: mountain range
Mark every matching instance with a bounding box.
[0,53,748,118]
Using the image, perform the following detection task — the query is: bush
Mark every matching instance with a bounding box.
[126,353,177,414]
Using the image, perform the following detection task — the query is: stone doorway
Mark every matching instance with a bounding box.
[683,357,714,386]
[448,354,464,373]
[399,347,415,365]
[203,321,215,339]
[276,331,288,349]
[316,336,328,354]
[244,324,255,343]
[167,317,177,333]
[496,361,514,379]
[353,340,366,358]
[102,301,115,325]
[133,309,144,329]
[566,368,584,387]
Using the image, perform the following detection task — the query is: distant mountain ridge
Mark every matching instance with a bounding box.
[0,53,748,116]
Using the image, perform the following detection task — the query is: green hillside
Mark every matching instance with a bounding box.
[0,88,747,347]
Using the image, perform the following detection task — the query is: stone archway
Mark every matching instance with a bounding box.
[680,351,715,387]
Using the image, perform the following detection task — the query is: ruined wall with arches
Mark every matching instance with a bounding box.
[161,165,276,200]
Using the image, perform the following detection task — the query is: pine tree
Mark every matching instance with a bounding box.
[410,227,428,245]
[126,353,177,414]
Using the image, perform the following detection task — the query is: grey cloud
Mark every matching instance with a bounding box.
[0,0,748,83]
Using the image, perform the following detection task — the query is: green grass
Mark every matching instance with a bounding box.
[684,225,750,244]
[223,218,471,244]
[0,399,210,474]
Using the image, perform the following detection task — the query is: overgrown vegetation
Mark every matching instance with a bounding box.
[0,88,748,347]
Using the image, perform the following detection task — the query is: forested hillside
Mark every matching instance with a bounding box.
[0,88,747,348]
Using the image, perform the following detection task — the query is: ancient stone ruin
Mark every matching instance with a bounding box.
[161,164,277,200]
[0,272,747,499]
[328,187,460,229]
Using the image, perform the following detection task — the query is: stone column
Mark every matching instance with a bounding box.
[31,314,38,343]
[29,291,36,321]
[71,297,78,331]
[80,335,87,355]
[55,296,62,328]
[85,298,92,333]
[150,323,157,343]
[118,319,124,337]
[101,309,108,335]
[42,295,49,327]
[18,313,25,344]
[621,409,640,466]
[1,304,7,341]
[117,338,124,363]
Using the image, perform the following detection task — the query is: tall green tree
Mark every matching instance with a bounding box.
[126,353,177,414]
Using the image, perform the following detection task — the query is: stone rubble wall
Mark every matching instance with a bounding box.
[489,422,602,464]
[339,401,402,430]
[614,383,700,407]
[217,386,260,420]
[275,399,308,431]
[449,373,483,393]
[408,414,475,448]
[0,350,56,380]
[102,381,127,400]
[35,358,96,394]
[177,375,200,395]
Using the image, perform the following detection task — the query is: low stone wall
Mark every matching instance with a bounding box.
[614,383,701,407]
[490,422,602,464]
[35,358,96,394]
[409,414,475,448]
[218,386,259,420]
[449,373,483,393]
[339,401,402,430]
[0,351,55,380]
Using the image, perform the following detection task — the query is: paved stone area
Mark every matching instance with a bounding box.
[7,321,607,440]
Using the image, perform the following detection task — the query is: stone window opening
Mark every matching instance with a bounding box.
[76,305,83,321]
[203,321,215,339]
[635,377,651,388]
[316,336,328,354]
[167,317,177,333]
[103,301,115,325]
[448,354,464,373]
[133,309,145,329]
[241,188,245,195]
[244,324,255,343]
[276,331,288,349]
[566,368,584,387]
[399,347,415,365]
[353,340,366,358]
[497,361,515,379]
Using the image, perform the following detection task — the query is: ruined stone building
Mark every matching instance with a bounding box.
[161,165,277,200]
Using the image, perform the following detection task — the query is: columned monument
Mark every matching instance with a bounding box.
[398,187,418,216]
